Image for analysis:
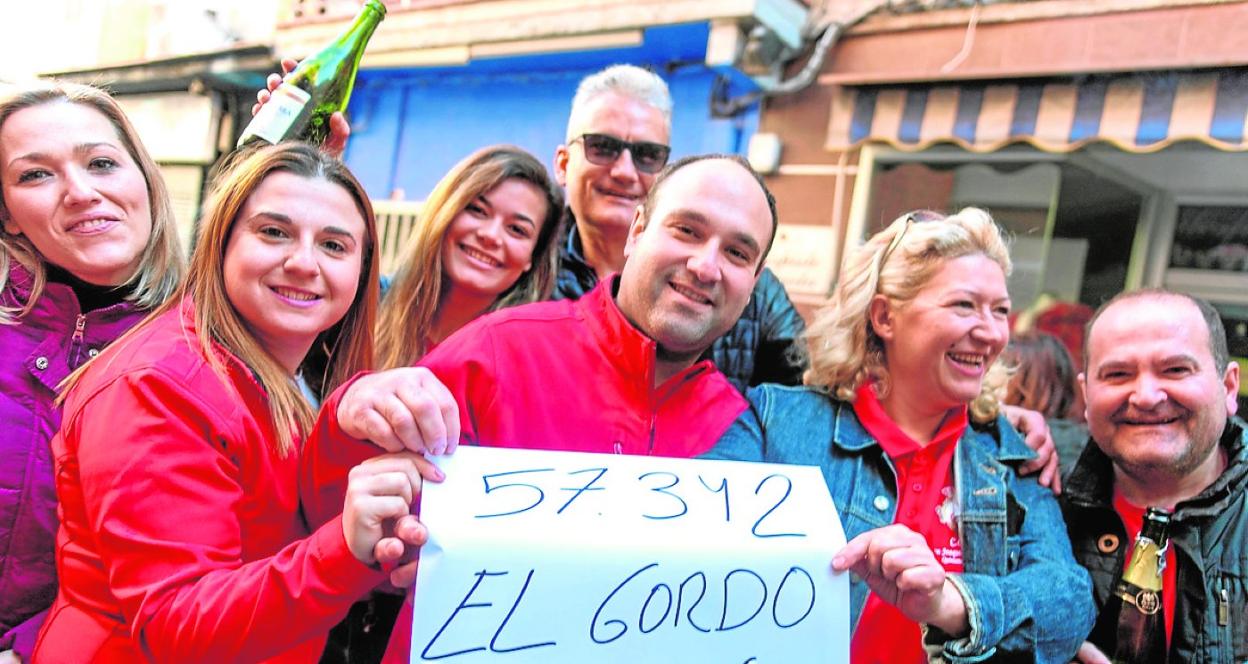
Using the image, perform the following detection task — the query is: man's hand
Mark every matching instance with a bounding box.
[832,524,969,636]
[250,57,351,157]
[342,453,428,566]
[1072,641,1110,664]
[1002,404,1061,494]
[337,368,461,455]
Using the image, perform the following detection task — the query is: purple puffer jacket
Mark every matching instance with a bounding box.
[0,264,147,659]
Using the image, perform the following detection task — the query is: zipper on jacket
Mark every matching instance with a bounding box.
[647,412,657,455]
[70,313,87,365]
[72,314,86,344]
[1219,579,1230,627]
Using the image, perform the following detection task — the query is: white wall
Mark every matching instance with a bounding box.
[0,0,281,80]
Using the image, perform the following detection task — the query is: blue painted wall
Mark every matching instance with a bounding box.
[342,22,760,200]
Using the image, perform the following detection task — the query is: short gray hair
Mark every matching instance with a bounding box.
[565,64,672,140]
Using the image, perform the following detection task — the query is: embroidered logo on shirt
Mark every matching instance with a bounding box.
[935,486,959,529]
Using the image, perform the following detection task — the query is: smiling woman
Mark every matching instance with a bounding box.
[35,143,439,663]
[0,82,184,662]
[374,145,563,369]
[705,208,1096,663]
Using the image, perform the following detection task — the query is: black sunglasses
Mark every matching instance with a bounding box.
[572,133,672,174]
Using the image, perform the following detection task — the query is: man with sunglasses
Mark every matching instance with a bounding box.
[552,64,807,394]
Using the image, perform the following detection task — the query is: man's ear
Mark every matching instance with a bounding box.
[1077,371,1090,422]
[867,294,894,342]
[623,206,647,260]
[553,145,569,187]
[1223,361,1240,417]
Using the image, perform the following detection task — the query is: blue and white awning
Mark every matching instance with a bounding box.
[826,68,1248,153]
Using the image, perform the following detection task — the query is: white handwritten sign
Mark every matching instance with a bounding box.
[410,446,850,663]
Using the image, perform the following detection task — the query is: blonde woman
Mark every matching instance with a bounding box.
[374,145,563,369]
[0,82,184,662]
[37,143,435,662]
[706,208,1094,663]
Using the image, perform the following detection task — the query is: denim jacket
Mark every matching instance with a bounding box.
[704,384,1095,663]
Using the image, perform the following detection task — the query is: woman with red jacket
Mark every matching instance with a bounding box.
[34,143,432,663]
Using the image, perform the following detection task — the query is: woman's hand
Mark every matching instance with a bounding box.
[250,57,351,157]
[0,649,21,664]
[336,367,461,456]
[342,452,430,567]
[378,513,427,589]
[832,524,969,636]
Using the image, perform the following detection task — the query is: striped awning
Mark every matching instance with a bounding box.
[826,68,1248,154]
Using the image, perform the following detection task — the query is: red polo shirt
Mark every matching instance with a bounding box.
[850,384,967,664]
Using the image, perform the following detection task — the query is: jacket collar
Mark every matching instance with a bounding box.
[575,274,717,393]
[828,396,1035,461]
[1065,417,1248,517]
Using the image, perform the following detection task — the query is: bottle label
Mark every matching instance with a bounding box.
[247,84,311,144]
[1133,590,1161,615]
[1117,582,1162,615]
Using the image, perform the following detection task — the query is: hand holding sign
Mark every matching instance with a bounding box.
[410,447,851,663]
[342,452,430,567]
[337,368,461,456]
[832,524,969,637]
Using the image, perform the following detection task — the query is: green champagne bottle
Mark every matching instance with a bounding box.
[1111,507,1171,664]
[237,0,386,148]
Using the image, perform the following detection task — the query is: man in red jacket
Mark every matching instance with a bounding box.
[316,152,778,662]
[329,152,777,460]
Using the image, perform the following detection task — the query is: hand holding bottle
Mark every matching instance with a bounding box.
[252,58,351,157]
[239,0,383,150]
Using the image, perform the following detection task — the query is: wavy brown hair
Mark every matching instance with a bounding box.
[374,145,563,369]
[804,207,1013,423]
[0,81,184,323]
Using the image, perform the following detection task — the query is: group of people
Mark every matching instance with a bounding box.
[0,59,1241,664]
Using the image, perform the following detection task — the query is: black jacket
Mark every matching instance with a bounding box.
[1060,419,1248,663]
[553,216,807,393]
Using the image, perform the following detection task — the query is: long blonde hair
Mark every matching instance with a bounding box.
[805,207,1012,422]
[64,143,379,456]
[374,145,563,369]
[0,82,184,323]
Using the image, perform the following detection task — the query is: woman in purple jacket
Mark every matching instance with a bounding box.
[0,82,184,662]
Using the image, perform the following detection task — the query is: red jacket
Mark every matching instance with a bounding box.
[322,277,748,664]
[418,276,747,456]
[34,301,382,663]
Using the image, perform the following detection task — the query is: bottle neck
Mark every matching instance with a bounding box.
[336,2,385,51]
